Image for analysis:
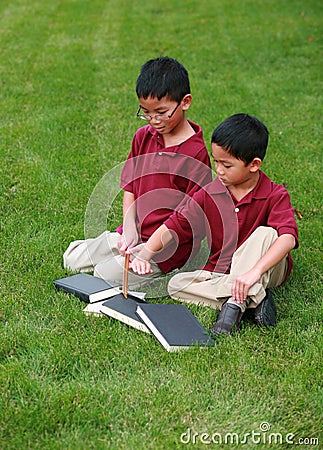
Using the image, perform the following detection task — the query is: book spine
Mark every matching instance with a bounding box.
[59,285,89,303]
[77,292,90,303]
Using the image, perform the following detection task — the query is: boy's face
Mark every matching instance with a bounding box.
[137,95,190,135]
[211,144,260,188]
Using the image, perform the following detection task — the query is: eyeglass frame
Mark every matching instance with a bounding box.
[136,101,181,122]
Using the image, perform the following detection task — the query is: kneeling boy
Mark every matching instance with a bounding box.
[130,113,299,335]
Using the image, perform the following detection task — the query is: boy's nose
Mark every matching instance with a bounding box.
[150,115,162,123]
[215,166,224,176]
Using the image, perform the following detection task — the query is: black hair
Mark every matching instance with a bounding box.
[211,114,269,164]
[136,56,190,103]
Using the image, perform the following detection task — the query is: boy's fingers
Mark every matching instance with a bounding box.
[232,281,247,303]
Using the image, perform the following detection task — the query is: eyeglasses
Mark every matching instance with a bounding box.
[136,102,181,122]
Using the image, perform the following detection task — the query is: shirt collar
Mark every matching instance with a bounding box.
[205,171,273,200]
[248,171,272,199]
[147,120,202,155]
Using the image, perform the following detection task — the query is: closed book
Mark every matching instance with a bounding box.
[100,294,150,333]
[136,304,215,352]
[53,273,120,303]
[83,291,146,317]
[83,300,106,316]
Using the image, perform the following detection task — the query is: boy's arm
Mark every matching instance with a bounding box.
[232,233,296,303]
[118,191,139,255]
[129,224,173,275]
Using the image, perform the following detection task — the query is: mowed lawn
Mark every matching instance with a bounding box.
[0,0,322,449]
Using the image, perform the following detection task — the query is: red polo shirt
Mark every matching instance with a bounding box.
[117,121,212,272]
[165,171,299,279]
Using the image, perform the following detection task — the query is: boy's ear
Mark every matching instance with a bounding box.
[249,157,262,172]
[181,94,192,111]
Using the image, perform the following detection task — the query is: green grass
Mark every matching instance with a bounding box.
[1,0,322,448]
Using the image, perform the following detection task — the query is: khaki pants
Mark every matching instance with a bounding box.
[63,231,163,289]
[168,227,288,311]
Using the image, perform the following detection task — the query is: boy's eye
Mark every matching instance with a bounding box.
[144,110,167,115]
[213,159,231,169]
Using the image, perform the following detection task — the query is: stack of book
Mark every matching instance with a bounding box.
[54,273,215,352]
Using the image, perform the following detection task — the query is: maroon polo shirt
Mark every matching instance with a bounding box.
[165,171,299,279]
[116,121,212,273]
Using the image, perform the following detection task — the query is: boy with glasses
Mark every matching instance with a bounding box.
[63,57,212,287]
[130,114,299,335]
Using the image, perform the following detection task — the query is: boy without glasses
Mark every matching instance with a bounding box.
[130,114,298,335]
[63,56,212,287]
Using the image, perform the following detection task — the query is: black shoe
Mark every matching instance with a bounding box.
[247,289,277,327]
[210,303,244,336]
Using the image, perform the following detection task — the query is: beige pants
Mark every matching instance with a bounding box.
[63,231,163,289]
[168,227,288,311]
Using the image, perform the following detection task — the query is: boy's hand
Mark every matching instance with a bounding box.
[232,234,296,303]
[232,268,262,303]
[118,229,139,256]
[130,256,153,275]
[128,243,155,275]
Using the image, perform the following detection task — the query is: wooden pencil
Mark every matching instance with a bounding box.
[123,253,130,298]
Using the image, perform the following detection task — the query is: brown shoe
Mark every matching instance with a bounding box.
[210,303,244,336]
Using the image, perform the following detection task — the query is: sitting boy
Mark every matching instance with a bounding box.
[63,57,211,288]
[130,113,299,334]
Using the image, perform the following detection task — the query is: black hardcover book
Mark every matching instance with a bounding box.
[83,291,146,316]
[100,294,151,333]
[53,273,120,303]
[136,303,215,352]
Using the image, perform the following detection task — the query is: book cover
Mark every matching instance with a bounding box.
[53,273,120,303]
[83,291,146,317]
[100,294,151,333]
[136,304,215,352]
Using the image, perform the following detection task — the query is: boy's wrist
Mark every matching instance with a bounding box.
[137,245,155,262]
